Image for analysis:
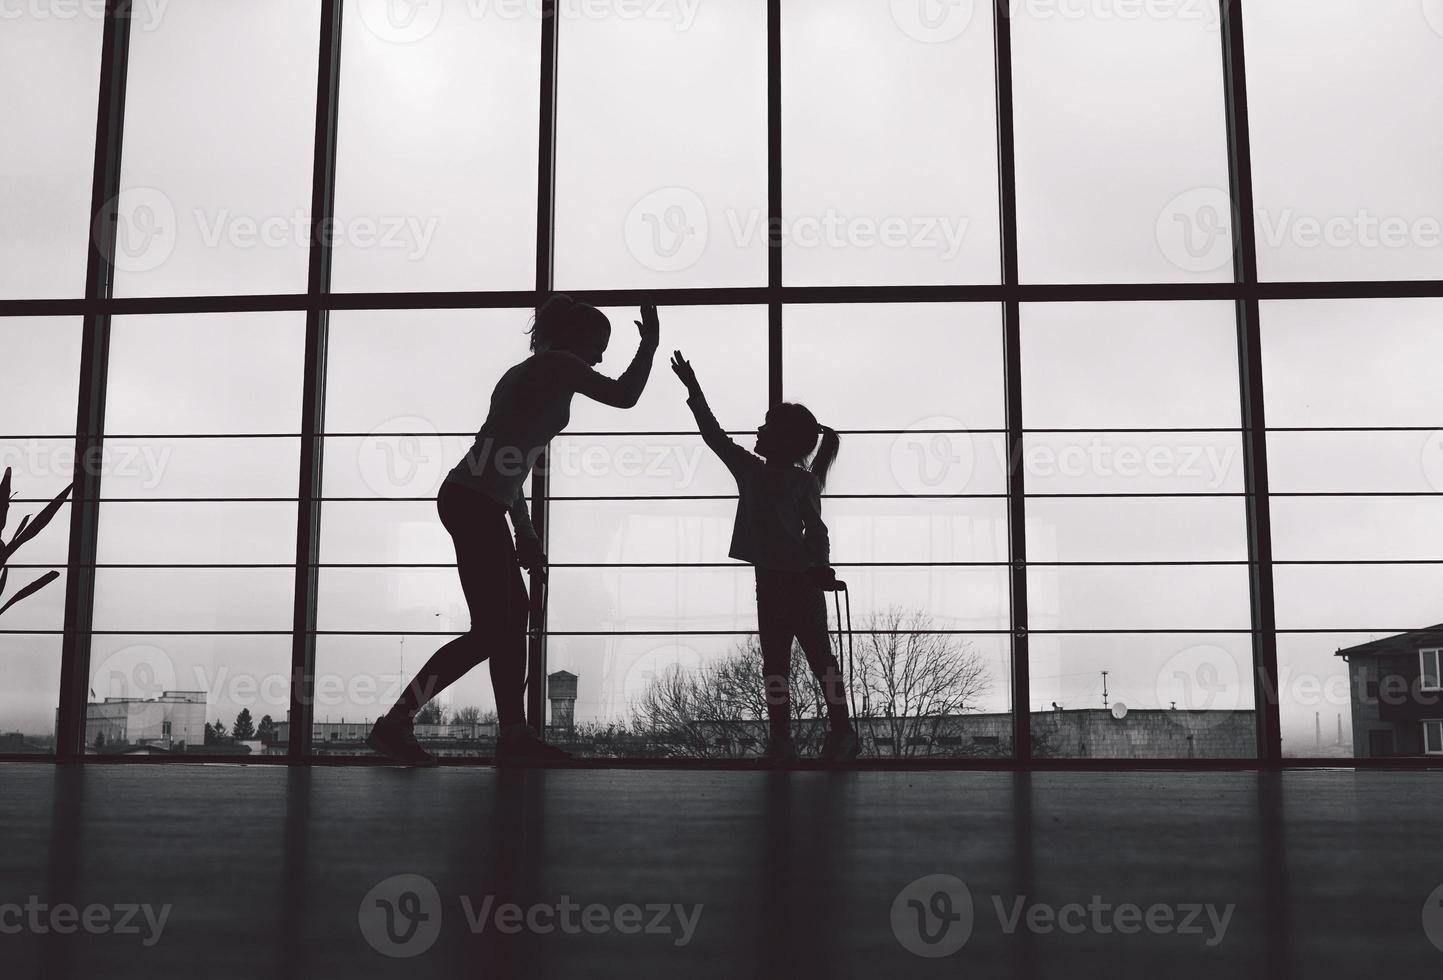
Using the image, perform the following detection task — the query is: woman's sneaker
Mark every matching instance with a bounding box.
[495,724,573,767]
[760,737,800,769]
[367,714,438,767]
[819,728,861,767]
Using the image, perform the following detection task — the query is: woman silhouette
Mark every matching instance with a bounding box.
[369,295,661,765]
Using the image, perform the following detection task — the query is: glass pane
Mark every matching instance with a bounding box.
[1272,497,1443,562]
[0,16,102,299]
[317,567,474,634]
[554,0,767,289]
[568,306,767,433]
[548,497,1008,566]
[333,0,539,291]
[87,634,291,756]
[548,565,1008,635]
[1028,567,1252,631]
[313,636,496,758]
[827,432,1011,498]
[115,0,320,295]
[547,434,743,499]
[1011,4,1232,282]
[0,569,67,632]
[0,318,82,434]
[0,439,81,501]
[784,304,1004,431]
[0,635,60,754]
[107,313,305,434]
[1275,566,1443,632]
[1261,298,1443,428]
[323,434,473,500]
[1027,497,1249,563]
[1022,432,1244,495]
[1029,633,1256,759]
[92,570,295,632]
[320,501,451,566]
[1022,302,1240,429]
[325,308,525,434]
[97,502,296,564]
[1245,0,1443,281]
[1282,629,1443,760]
[781,0,999,285]
[99,437,299,500]
[551,629,1012,759]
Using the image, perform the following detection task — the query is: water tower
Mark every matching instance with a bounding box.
[547,670,578,733]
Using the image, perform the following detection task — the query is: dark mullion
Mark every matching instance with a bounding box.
[527,0,560,731]
[289,0,344,761]
[767,0,783,405]
[1219,0,1283,765]
[56,0,133,760]
[994,0,1031,762]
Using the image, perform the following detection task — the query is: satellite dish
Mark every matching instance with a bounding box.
[1111,703,1128,720]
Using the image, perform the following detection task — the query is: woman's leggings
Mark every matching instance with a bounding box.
[389,481,529,729]
[755,567,851,741]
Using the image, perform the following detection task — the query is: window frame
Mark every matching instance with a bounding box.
[1,0,1438,768]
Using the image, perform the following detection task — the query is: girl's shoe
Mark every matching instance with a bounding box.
[760,737,800,769]
[820,728,861,766]
[367,714,438,767]
[495,724,573,767]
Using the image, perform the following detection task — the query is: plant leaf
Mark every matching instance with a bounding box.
[0,467,11,538]
[0,563,7,601]
[4,483,72,559]
[1,513,30,567]
[0,570,59,619]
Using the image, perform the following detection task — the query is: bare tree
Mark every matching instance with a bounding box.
[853,607,993,758]
[628,640,829,759]
[628,607,993,759]
[450,705,496,726]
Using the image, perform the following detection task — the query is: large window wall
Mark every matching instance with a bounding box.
[3,0,1440,765]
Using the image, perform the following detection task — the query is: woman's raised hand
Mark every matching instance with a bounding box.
[635,300,660,345]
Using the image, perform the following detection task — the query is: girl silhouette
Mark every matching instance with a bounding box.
[369,296,661,765]
[670,351,859,767]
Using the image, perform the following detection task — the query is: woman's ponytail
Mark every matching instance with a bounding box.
[811,424,840,491]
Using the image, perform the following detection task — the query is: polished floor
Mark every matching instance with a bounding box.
[1,764,1439,979]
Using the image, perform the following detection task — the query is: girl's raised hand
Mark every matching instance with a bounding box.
[670,350,699,392]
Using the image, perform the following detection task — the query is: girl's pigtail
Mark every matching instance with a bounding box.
[811,424,840,491]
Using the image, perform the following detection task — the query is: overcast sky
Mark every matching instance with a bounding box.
[3,0,1442,755]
